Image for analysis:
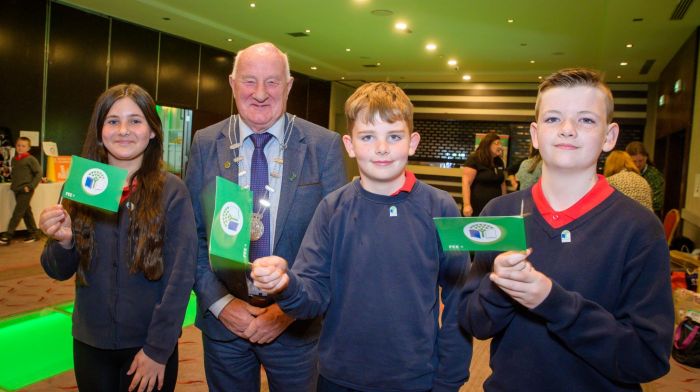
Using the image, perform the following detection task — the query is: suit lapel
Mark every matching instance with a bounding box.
[216,116,239,182]
[275,120,307,248]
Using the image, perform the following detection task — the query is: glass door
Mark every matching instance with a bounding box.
[156,105,192,177]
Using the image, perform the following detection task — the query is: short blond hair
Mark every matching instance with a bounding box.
[604,150,639,177]
[535,68,614,123]
[345,82,413,134]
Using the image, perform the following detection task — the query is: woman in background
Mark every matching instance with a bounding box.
[39,84,196,392]
[625,141,664,215]
[604,150,653,210]
[461,131,505,216]
[515,145,542,190]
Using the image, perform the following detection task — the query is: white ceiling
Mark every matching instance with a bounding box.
[60,0,700,83]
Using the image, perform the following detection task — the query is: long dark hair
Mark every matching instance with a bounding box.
[68,84,166,285]
[471,131,501,168]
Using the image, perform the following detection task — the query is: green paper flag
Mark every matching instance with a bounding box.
[61,156,128,212]
[434,216,527,252]
[209,176,252,268]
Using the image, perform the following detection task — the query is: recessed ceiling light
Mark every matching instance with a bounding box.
[507,19,514,23]
[305,29,311,33]
[538,76,543,80]
[395,22,408,31]
[227,38,232,42]
[341,76,345,80]
[426,43,437,51]
[310,66,317,70]
[447,59,457,66]
[626,43,633,48]
[250,3,256,8]
[162,17,170,21]
[617,75,622,79]
[462,74,471,81]
[530,60,536,64]
[620,62,628,66]
[346,48,351,52]
[376,62,381,66]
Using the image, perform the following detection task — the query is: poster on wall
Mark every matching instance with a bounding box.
[475,133,510,166]
[19,130,40,147]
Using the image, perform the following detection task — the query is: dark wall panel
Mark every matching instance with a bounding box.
[0,0,47,142]
[287,72,309,119]
[109,19,158,95]
[307,78,330,128]
[45,3,109,156]
[198,45,234,116]
[157,34,199,108]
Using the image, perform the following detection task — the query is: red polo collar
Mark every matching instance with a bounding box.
[390,170,417,196]
[532,174,614,228]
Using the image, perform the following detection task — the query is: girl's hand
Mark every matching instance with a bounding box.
[39,205,72,248]
[127,349,165,392]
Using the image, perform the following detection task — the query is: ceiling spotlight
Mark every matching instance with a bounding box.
[530,60,536,64]
[425,43,437,51]
[617,75,622,79]
[250,3,256,8]
[507,19,514,23]
[447,59,457,66]
[395,22,408,31]
[538,76,543,80]
[305,29,311,33]
[462,74,471,81]
[346,48,351,52]
[626,43,633,48]
[376,62,381,66]
[227,38,232,42]
[310,66,317,70]
[341,76,345,80]
[620,62,628,66]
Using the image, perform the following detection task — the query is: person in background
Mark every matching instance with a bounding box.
[459,68,672,390]
[515,145,542,190]
[625,141,664,216]
[185,42,347,391]
[0,136,42,245]
[461,131,506,216]
[604,150,653,211]
[250,82,471,391]
[38,84,196,392]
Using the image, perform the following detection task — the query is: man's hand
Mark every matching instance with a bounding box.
[242,304,294,344]
[251,256,289,294]
[490,249,552,309]
[218,297,267,337]
[127,349,165,392]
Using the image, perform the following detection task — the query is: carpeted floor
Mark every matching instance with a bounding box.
[1,237,697,391]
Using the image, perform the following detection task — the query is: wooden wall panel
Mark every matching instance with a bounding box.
[108,19,159,94]
[198,45,234,116]
[45,2,109,156]
[157,34,199,109]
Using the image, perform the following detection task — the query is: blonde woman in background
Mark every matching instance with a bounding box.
[604,150,653,210]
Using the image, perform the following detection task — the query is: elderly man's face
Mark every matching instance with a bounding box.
[230,48,293,132]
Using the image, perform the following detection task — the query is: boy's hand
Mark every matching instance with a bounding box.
[251,256,289,294]
[39,205,72,249]
[490,249,552,309]
[462,204,473,216]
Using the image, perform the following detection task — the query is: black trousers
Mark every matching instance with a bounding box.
[73,339,178,392]
[7,189,37,236]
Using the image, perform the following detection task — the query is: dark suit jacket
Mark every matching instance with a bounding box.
[185,115,347,344]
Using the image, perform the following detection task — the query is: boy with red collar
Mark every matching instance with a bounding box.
[250,82,472,391]
[459,68,673,391]
[1,137,42,245]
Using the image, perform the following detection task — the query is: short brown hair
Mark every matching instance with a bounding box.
[17,136,31,146]
[345,82,413,134]
[604,150,639,176]
[535,68,614,123]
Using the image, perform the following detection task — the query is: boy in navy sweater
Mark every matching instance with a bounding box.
[459,68,673,391]
[251,82,471,391]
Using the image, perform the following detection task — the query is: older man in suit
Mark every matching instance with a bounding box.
[185,42,347,391]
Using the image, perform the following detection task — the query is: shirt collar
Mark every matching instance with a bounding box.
[532,174,614,228]
[389,170,417,196]
[14,152,30,161]
[239,114,286,143]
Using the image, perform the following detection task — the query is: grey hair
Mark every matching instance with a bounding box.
[231,42,291,81]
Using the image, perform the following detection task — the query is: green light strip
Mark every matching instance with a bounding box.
[0,293,197,391]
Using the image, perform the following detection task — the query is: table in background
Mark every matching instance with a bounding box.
[0,182,63,233]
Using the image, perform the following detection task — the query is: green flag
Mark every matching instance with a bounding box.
[209,176,252,268]
[434,216,527,252]
[61,156,128,212]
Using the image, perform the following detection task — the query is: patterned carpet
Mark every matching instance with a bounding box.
[0,238,697,391]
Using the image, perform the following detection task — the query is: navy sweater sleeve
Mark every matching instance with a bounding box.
[41,240,80,280]
[275,196,332,319]
[434,198,472,392]
[142,179,197,363]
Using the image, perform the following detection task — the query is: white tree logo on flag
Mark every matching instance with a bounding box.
[81,168,108,195]
[220,202,244,236]
[464,222,502,243]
